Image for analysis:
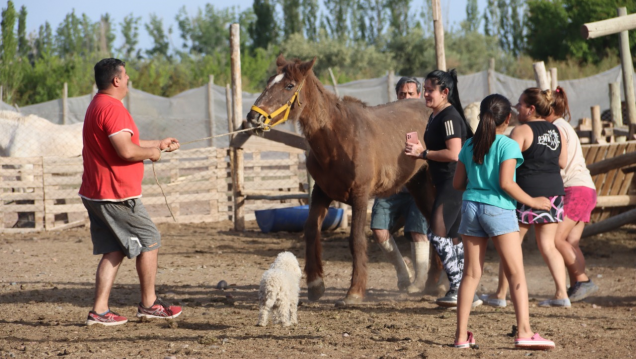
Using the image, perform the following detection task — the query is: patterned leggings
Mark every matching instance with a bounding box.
[428,229,464,290]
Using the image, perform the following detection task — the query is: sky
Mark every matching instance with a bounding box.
[10,0,488,52]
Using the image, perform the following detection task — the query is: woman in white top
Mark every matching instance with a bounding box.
[545,86,599,302]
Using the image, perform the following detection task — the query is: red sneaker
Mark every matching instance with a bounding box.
[86,310,128,326]
[137,298,182,319]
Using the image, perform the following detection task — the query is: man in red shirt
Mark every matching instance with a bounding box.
[80,58,182,326]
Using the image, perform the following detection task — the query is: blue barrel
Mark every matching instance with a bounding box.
[255,205,343,233]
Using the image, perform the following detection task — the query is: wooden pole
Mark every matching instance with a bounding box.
[387,70,395,103]
[532,62,549,90]
[587,150,636,176]
[62,82,68,125]
[230,23,245,231]
[230,24,243,131]
[549,68,558,90]
[225,84,233,138]
[609,82,623,127]
[432,0,446,71]
[208,75,215,147]
[91,84,97,100]
[487,58,495,94]
[328,67,340,97]
[582,208,636,238]
[591,105,604,144]
[581,12,636,39]
[617,8,636,135]
[126,81,133,114]
[0,85,3,103]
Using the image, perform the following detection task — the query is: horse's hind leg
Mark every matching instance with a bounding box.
[337,192,369,306]
[304,185,332,301]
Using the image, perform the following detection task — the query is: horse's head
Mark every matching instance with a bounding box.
[246,55,316,135]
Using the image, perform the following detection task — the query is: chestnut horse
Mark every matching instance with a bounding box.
[247,56,439,305]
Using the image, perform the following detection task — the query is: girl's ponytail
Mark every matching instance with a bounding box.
[471,94,512,164]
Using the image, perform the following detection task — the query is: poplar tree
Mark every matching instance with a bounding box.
[280,0,302,39]
[118,14,141,59]
[145,13,171,59]
[301,0,318,41]
[17,5,27,57]
[249,0,277,50]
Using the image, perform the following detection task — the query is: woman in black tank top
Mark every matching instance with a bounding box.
[484,87,571,310]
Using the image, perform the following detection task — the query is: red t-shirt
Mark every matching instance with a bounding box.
[79,93,144,201]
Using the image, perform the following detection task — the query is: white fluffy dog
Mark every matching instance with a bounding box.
[256,251,302,327]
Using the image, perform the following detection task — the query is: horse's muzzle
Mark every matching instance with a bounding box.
[245,110,266,136]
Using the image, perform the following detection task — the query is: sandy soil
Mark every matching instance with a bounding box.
[0,220,634,359]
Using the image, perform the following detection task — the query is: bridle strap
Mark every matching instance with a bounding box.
[251,79,305,130]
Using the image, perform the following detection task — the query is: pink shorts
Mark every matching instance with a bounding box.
[563,186,597,223]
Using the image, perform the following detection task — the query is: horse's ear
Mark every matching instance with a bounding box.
[299,57,316,75]
[276,54,287,68]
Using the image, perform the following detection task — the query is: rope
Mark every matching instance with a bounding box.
[151,125,264,222]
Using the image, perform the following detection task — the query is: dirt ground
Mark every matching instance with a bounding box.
[0,220,634,359]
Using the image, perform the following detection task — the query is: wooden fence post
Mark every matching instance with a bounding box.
[230,23,245,231]
[487,58,495,94]
[328,67,340,97]
[0,85,3,103]
[591,105,605,144]
[126,81,132,114]
[208,74,215,147]
[532,62,549,90]
[432,0,446,71]
[617,8,636,135]
[550,68,558,90]
[609,82,623,127]
[62,82,68,125]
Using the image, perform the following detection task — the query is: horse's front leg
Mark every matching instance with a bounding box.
[304,185,332,301]
[337,192,369,306]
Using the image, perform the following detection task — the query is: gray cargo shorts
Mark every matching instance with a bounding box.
[82,198,161,259]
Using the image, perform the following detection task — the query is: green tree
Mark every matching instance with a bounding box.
[249,0,277,50]
[176,5,237,55]
[55,10,83,58]
[1,0,20,103]
[462,0,480,33]
[98,14,116,55]
[34,21,53,58]
[324,0,352,40]
[386,0,413,38]
[280,0,302,39]
[302,0,319,41]
[525,0,636,63]
[483,0,498,37]
[118,14,141,59]
[145,13,171,59]
[17,5,27,57]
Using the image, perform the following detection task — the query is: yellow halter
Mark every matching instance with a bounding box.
[250,79,305,131]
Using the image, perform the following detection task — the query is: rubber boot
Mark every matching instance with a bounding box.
[407,241,430,294]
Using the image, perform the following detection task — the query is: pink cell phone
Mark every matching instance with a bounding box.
[406,132,419,144]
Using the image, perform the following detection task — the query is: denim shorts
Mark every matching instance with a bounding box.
[370,192,428,234]
[458,200,519,238]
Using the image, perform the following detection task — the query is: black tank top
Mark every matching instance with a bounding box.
[516,121,565,197]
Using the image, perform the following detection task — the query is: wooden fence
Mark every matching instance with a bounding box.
[1,146,307,233]
[2,141,634,233]
[583,141,636,222]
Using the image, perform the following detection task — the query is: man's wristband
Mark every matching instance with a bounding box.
[421,149,428,160]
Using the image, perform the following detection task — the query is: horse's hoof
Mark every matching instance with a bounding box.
[307,279,325,301]
[397,279,411,292]
[334,295,363,307]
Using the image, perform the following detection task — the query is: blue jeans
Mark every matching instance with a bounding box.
[458,200,519,238]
